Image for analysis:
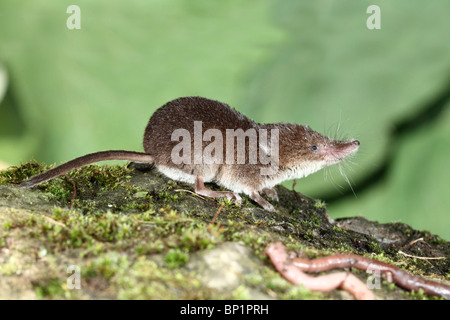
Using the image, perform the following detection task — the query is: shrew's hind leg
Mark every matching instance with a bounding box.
[250,191,275,212]
[195,176,242,204]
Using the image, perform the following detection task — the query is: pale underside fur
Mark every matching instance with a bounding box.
[157,160,327,197]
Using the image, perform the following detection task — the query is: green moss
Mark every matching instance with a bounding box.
[179,227,219,251]
[83,252,130,280]
[0,160,49,185]
[164,249,189,269]
[243,273,264,287]
[427,234,447,245]
[2,221,12,230]
[231,285,252,299]
[0,257,19,276]
[116,258,210,299]
[331,225,348,235]
[265,276,290,292]
[280,285,324,300]
[314,201,325,209]
[368,240,383,254]
[408,289,426,300]
[1,161,448,300]
[135,239,165,255]
[387,282,396,291]
[34,279,67,299]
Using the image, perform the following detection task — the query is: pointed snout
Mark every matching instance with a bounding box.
[323,139,360,164]
[345,139,360,154]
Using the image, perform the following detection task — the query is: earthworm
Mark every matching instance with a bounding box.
[291,249,450,299]
[265,242,450,300]
[265,242,374,300]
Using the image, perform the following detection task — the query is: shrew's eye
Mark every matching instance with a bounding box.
[311,145,318,151]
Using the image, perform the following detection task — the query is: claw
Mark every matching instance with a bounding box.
[262,187,279,202]
[250,191,276,212]
[230,193,242,204]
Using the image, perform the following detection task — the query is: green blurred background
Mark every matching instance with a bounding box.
[0,0,449,239]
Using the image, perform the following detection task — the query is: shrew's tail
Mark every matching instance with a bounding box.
[19,150,154,188]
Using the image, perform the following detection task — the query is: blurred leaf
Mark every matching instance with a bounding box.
[332,100,450,239]
[0,0,283,162]
[243,0,450,196]
[0,64,7,103]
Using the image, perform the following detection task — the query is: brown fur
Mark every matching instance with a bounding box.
[20,96,359,212]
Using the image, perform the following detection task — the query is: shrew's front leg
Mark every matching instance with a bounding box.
[250,191,276,212]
